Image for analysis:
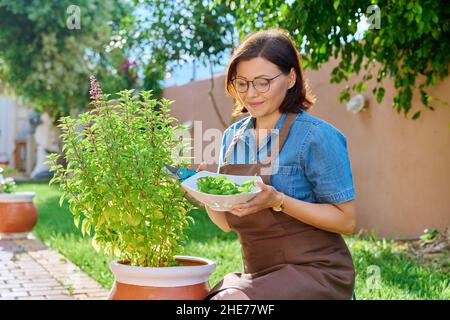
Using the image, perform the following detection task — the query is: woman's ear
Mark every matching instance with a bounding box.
[288,68,296,89]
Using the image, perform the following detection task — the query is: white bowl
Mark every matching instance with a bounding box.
[181,171,262,211]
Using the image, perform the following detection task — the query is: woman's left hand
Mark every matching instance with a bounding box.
[229,181,283,217]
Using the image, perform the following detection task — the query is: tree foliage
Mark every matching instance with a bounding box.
[0,0,134,119]
[131,0,238,126]
[134,0,235,73]
[2,1,447,121]
[222,0,450,119]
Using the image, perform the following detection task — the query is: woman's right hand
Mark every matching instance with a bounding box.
[196,161,207,172]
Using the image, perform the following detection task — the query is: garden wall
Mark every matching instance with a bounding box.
[163,62,450,239]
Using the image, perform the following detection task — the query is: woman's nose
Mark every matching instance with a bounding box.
[247,84,259,98]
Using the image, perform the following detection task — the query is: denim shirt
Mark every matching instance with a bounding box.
[218,111,356,204]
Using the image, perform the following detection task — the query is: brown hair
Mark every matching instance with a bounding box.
[225,28,315,117]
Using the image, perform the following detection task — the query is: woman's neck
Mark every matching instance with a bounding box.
[254,110,282,130]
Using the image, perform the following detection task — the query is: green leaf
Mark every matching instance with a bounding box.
[415,3,422,16]
[420,228,438,241]
[412,111,421,120]
[59,193,66,207]
[376,87,385,104]
[81,219,91,237]
[355,82,367,93]
[319,45,327,55]
[431,13,439,24]
[333,0,340,10]
[339,88,351,103]
[73,215,81,229]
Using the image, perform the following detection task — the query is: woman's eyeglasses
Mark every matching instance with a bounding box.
[232,72,283,93]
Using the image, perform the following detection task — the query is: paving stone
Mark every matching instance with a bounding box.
[0,238,109,300]
[0,291,29,298]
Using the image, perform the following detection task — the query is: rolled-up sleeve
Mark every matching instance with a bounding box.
[302,122,356,204]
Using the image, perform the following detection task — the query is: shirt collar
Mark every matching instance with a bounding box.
[238,113,287,144]
[242,112,287,132]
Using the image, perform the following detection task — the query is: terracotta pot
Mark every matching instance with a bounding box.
[0,192,38,239]
[108,255,216,300]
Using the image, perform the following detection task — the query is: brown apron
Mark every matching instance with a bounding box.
[205,112,355,300]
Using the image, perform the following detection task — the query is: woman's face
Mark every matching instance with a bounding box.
[235,57,296,119]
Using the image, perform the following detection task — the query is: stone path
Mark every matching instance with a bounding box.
[0,235,109,300]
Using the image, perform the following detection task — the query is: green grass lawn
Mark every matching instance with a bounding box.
[15,181,449,300]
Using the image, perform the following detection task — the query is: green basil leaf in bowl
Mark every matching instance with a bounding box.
[197,176,256,195]
[181,171,263,211]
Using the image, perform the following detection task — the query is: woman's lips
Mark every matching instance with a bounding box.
[248,101,264,108]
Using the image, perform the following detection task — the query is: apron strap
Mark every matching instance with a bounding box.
[222,117,251,166]
[222,112,298,166]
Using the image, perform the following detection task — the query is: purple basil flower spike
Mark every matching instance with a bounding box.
[89,75,103,101]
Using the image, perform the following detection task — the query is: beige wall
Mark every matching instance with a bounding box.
[164,72,236,132]
[163,72,241,170]
[163,62,450,239]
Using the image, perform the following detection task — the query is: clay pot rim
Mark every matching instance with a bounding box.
[0,192,36,203]
[109,255,216,287]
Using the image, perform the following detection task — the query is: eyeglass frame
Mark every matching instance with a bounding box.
[231,72,284,94]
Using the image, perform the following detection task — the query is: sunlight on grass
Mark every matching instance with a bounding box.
[15,181,449,299]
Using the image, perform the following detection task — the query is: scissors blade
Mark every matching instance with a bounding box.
[163,164,181,180]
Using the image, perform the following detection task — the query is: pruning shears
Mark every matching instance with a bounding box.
[163,164,204,207]
[163,164,197,182]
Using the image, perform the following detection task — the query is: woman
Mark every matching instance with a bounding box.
[201,29,357,300]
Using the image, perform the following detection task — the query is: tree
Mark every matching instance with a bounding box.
[217,0,450,120]
[132,0,239,127]
[0,0,135,120]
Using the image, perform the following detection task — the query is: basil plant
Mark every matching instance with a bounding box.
[48,89,193,267]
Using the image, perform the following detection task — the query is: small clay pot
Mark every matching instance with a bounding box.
[108,255,216,300]
[0,192,38,239]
